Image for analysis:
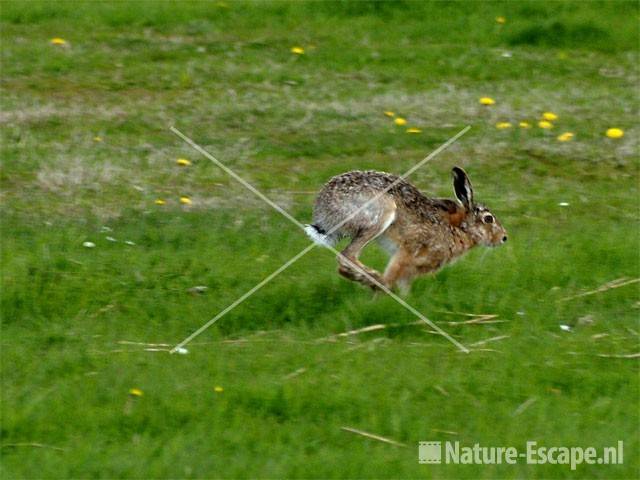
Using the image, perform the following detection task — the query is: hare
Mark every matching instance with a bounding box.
[304,167,507,292]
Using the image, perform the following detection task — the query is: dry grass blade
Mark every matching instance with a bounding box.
[560,277,640,302]
[431,428,458,435]
[1,442,65,451]
[470,335,510,347]
[512,397,537,416]
[443,315,504,325]
[596,352,640,359]
[467,348,503,353]
[118,341,171,347]
[283,367,307,380]
[92,348,171,354]
[319,321,439,341]
[341,427,406,447]
[435,310,497,318]
[322,324,388,340]
[434,385,449,396]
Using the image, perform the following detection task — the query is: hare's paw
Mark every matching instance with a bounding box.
[337,257,387,291]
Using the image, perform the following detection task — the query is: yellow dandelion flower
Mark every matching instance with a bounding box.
[215,1,229,7]
[496,122,512,129]
[93,136,103,142]
[154,199,166,205]
[557,132,574,142]
[129,388,143,397]
[538,120,553,129]
[179,196,192,205]
[542,112,558,121]
[50,37,67,45]
[383,111,395,117]
[606,128,624,139]
[176,158,192,166]
[479,97,495,106]
[394,117,407,126]
[519,121,531,128]
[290,46,305,55]
[214,386,224,393]
[496,16,506,24]
[406,128,422,134]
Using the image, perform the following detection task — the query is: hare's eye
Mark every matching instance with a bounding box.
[483,214,494,224]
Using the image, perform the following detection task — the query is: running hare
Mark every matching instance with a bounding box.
[305,167,507,292]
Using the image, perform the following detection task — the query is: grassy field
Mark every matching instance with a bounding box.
[1,1,639,478]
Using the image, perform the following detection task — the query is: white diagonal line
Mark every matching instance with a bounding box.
[170,126,468,351]
[171,243,316,353]
[170,126,470,353]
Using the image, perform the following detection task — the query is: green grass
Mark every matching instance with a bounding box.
[1,1,639,478]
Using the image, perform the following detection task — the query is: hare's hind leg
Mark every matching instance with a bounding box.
[337,204,396,291]
[337,231,386,290]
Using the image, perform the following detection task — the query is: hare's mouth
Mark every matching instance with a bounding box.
[485,236,506,247]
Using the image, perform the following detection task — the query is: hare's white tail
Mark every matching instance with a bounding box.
[304,224,335,248]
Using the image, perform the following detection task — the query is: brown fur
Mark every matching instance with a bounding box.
[307,168,507,292]
[447,209,465,228]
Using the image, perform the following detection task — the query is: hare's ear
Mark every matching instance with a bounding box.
[452,166,474,210]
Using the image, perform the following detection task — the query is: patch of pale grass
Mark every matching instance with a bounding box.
[0,101,127,126]
[36,157,126,195]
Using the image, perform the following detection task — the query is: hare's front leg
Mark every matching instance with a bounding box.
[383,248,416,294]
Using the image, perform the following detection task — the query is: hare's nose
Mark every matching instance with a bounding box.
[502,236,508,243]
